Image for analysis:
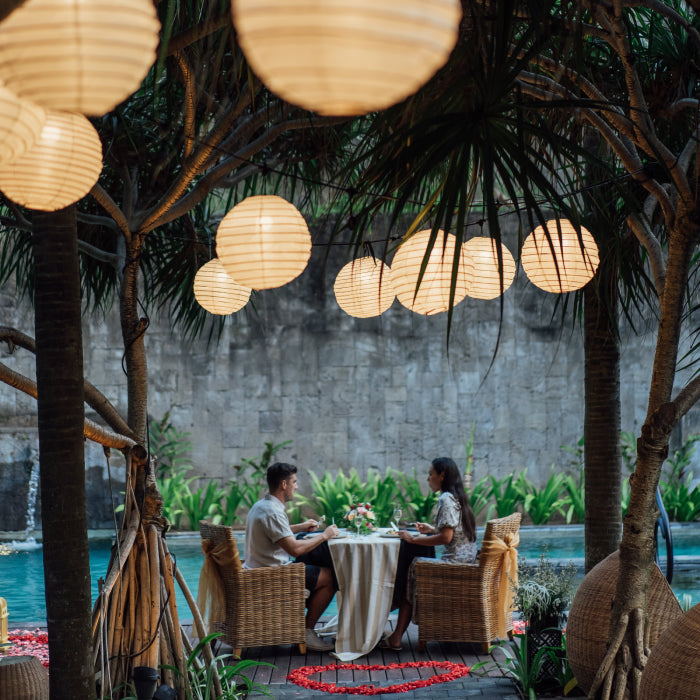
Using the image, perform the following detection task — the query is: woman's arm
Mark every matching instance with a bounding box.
[398,526,453,547]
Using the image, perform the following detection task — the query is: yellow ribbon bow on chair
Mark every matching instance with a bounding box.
[479,531,520,638]
[197,538,240,634]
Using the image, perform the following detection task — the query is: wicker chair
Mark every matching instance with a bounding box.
[414,512,522,652]
[198,521,307,656]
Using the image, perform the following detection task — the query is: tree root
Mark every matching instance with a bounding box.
[588,607,649,700]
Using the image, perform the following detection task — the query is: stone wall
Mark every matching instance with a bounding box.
[0,216,698,531]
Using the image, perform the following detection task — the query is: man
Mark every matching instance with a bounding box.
[245,461,339,651]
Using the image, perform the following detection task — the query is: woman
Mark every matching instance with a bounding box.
[380,456,477,650]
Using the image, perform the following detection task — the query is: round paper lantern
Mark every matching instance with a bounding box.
[522,219,600,293]
[0,110,102,211]
[193,259,251,315]
[0,85,46,167]
[216,195,312,290]
[231,0,462,116]
[463,237,516,300]
[391,229,468,315]
[334,257,394,318]
[0,0,160,116]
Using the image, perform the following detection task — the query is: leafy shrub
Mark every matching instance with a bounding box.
[522,470,568,525]
[489,472,526,518]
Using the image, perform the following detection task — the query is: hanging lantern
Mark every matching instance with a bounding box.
[463,237,516,300]
[391,229,468,315]
[0,85,45,167]
[334,256,394,318]
[231,0,462,116]
[193,259,252,315]
[0,0,160,116]
[522,219,600,293]
[216,195,312,290]
[0,110,102,211]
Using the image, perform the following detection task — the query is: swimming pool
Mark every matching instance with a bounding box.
[1,524,698,624]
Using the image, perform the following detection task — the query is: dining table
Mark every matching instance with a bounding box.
[317,527,402,661]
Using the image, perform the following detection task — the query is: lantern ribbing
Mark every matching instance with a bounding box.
[216,195,312,290]
[0,111,102,211]
[0,0,160,116]
[334,257,395,318]
[463,237,516,300]
[231,0,462,116]
[193,259,251,315]
[522,220,600,293]
[0,86,45,167]
[391,229,468,315]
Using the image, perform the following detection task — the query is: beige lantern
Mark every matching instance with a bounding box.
[391,229,468,315]
[334,256,394,318]
[0,85,45,167]
[193,258,251,315]
[216,195,312,290]
[522,219,600,293]
[231,0,462,116]
[463,237,516,300]
[0,0,160,116]
[0,110,102,211]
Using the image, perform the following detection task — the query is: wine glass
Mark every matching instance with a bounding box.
[392,508,402,527]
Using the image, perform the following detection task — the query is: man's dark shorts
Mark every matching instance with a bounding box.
[295,535,338,589]
[303,563,321,591]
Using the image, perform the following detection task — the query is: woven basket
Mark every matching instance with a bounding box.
[0,655,49,699]
[566,550,682,696]
[639,603,700,700]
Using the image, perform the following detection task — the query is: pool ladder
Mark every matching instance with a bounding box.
[654,487,674,584]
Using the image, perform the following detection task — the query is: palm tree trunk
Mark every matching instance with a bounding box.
[583,276,621,572]
[32,206,93,698]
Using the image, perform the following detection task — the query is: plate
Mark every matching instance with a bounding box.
[380,531,401,538]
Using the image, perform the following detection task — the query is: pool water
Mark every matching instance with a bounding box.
[1,524,698,625]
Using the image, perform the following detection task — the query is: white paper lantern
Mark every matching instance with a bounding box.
[0,110,102,211]
[334,256,394,318]
[193,258,251,315]
[391,229,468,315]
[231,0,462,116]
[0,0,160,116]
[216,195,312,290]
[463,237,516,300]
[522,219,600,293]
[0,85,45,167]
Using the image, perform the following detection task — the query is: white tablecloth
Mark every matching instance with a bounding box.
[323,530,400,661]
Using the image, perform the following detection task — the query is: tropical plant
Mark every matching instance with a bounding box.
[561,473,585,524]
[659,434,700,521]
[395,469,439,523]
[231,440,292,511]
[521,470,568,525]
[148,412,194,476]
[514,552,577,631]
[542,634,579,697]
[294,469,361,524]
[469,474,493,521]
[360,468,401,526]
[178,478,227,530]
[489,472,526,519]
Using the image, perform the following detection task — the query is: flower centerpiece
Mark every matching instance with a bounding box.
[345,502,376,536]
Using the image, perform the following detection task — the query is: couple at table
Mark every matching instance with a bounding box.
[244,457,477,653]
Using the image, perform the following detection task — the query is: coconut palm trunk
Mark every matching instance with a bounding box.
[32,206,93,698]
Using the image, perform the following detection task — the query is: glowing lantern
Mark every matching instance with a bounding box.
[216,195,312,290]
[0,0,160,116]
[522,219,600,293]
[193,259,251,315]
[463,237,516,300]
[231,0,462,116]
[0,110,102,211]
[391,229,468,315]
[334,256,394,318]
[0,85,45,167]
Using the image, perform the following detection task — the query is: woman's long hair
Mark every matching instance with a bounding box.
[432,457,476,541]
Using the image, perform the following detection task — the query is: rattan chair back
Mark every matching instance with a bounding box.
[198,520,306,655]
[414,512,522,652]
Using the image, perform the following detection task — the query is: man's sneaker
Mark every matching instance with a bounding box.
[305,628,334,652]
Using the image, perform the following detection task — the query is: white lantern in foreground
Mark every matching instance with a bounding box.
[0,0,160,116]
[216,195,312,290]
[0,86,45,167]
[231,0,462,116]
[522,219,600,293]
[193,259,251,315]
[0,111,102,211]
[391,229,468,315]
[334,257,394,318]
[463,237,516,300]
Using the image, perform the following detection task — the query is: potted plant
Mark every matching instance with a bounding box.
[513,550,577,681]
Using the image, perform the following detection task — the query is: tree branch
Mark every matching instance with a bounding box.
[672,374,700,421]
[166,13,231,56]
[90,183,132,243]
[77,239,121,267]
[626,214,665,295]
